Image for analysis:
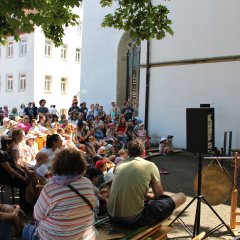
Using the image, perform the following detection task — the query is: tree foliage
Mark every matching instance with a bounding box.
[101,0,173,42]
[0,0,82,46]
[0,0,172,46]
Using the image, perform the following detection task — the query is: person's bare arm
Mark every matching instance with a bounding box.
[145,181,164,200]
[151,181,164,198]
[1,162,27,182]
[0,205,20,220]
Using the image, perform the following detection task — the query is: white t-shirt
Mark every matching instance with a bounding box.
[40,148,60,167]
[36,164,48,177]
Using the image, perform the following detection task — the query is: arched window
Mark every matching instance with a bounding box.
[117,33,141,112]
[126,40,141,110]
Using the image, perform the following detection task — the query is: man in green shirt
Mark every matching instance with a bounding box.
[107,139,186,227]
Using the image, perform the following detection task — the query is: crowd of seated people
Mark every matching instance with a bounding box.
[0,97,163,239]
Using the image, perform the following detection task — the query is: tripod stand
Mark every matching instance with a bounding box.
[169,153,235,238]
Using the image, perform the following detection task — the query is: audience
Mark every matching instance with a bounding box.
[0,98,181,239]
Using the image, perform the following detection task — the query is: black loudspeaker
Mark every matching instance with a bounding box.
[186,108,214,153]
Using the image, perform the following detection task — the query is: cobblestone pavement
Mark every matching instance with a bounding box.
[150,151,240,239]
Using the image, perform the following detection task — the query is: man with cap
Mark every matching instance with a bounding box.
[107,139,186,227]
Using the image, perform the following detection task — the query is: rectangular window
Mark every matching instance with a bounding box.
[7,41,14,58]
[44,75,52,92]
[19,38,27,56]
[61,77,68,93]
[44,39,52,57]
[61,44,68,60]
[60,108,67,116]
[19,73,27,91]
[6,74,13,91]
[75,48,81,63]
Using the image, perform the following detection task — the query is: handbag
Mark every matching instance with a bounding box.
[66,184,94,211]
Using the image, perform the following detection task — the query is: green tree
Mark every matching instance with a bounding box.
[0,0,172,46]
[101,0,173,42]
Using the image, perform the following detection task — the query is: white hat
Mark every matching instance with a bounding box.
[160,137,167,143]
[15,116,22,122]
[9,120,18,127]
[104,171,114,184]
[25,134,37,141]
[3,117,10,122]
[97,146,107,154]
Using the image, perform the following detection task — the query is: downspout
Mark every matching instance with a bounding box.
[144,40,150,129]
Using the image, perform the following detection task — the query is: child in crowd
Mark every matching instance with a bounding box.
[99,171,114,198]
[106,144,115,156]
[126,119,137,141]
[166,135,174,151]
[29,119,41,135]
[159,137,172,156]
[95,159,115,186]
[136,124,147,140]
[114,149,128,166]
[59,114,67,124]
[133,119,143,133]
[72,95,78,105]
[24,133,39,166]
[85,168,108,216]
[34,152,51,183]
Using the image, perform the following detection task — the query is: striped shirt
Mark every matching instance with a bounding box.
[34,176,96,240]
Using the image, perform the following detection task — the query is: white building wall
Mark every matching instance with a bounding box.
[0,7,82,114]
[81,0,240,149]
[139,0,240,149]
[80,0,123,111]
[0,33,35,109]
[33,24,82,112]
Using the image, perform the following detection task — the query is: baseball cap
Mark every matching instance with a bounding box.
[167,135,174,138]
[3,117,10,122]
[98,146,107,155]
[25,134,36,141]
[17,123,26,129]
[160,137,167,143]
[9,120,18,127]
[104,171,114,184]
[108,123,114,127]
[106,144,113,150]
[15,116,22,122]
[95,159,107,170]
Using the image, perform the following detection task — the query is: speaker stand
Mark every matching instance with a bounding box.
[169,153,235,238]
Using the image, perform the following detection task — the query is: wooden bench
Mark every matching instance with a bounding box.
[95,217,171,240]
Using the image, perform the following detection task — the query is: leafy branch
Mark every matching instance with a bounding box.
[101,0,173,42]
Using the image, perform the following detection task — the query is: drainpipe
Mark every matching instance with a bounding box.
[144,40,150,129]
